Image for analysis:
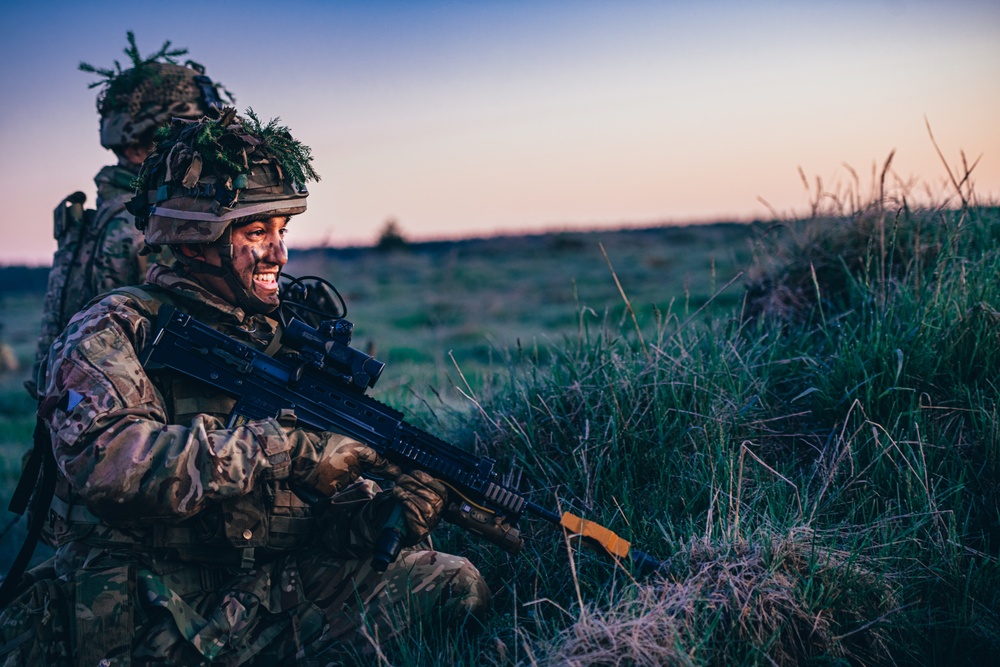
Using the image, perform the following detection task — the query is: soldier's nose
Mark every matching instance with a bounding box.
[265,238,288,265]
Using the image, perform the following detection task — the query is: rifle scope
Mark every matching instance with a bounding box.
[283,318,385,391]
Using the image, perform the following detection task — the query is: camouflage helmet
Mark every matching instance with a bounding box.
[80,32,234,151]
[128,107,319,246]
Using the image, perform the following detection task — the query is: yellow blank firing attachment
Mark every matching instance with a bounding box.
[559,511,631,559]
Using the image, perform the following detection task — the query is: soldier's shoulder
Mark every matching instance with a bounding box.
[97,210,142,250]
[98,200,136,222]
[46,291,157,380]
[94,190,136,232]
[65,289,162,337]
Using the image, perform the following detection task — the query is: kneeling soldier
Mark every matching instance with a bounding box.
[0,109,489,666]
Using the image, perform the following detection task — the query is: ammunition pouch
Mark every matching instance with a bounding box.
[48,483,316,568]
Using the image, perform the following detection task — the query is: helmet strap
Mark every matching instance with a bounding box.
[172,247,229,278]
[171,226,279,315]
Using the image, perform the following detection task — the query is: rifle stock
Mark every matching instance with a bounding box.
[141,307,663,574]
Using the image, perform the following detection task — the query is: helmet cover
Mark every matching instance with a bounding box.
[81,31,234,150]
[127,107,319,245]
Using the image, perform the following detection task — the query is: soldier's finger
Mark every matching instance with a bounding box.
[407,470,448,498]
[352,444,397,475]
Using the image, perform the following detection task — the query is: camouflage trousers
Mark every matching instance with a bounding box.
[0,546,490,666]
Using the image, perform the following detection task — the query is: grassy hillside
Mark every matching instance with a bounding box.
[2,187,998,665]
[285,223,754,393]
[427,190,1000,665]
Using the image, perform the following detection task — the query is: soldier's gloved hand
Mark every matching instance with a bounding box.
[392,470,448,544]
[291,431,390,497]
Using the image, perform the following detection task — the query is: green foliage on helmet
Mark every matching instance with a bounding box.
[241,111,321,189]
[129,108,319,245]
[79,31,188,116]
[81,31,235,150]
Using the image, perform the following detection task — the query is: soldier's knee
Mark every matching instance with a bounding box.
[442,556,491,619]
[396,550,491,622]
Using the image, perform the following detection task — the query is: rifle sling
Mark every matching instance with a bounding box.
[262,316,283,357]
[7,427,43,515]
[0,417,56,607]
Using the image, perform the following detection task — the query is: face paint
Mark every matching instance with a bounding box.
[183,216,290,314]
[226,217,289,312]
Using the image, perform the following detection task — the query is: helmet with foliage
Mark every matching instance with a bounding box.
[127,107,319,312]
[129,107,318,243]
[80,31,234,151]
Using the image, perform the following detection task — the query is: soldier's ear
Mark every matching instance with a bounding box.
[122,144,150,166]
[177,243,204,259]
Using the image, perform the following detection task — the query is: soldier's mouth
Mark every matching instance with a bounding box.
[253,271,279,293]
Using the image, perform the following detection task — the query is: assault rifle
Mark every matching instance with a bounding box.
[141,307,663,574]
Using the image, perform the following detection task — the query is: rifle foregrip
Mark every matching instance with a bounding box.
[444,501,523,554]
[371,504,406,573]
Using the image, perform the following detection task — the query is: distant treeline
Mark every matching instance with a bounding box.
[0,222,758,297]
[292,221,757,261]
[0,266,49,296]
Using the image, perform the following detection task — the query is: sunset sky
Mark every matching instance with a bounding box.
[1,0,997,265]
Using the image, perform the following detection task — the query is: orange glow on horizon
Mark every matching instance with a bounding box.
[0,1,997,264]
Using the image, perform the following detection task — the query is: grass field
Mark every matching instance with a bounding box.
[286,222,754,392]
[0,222,753,574]
[1,173,999,665]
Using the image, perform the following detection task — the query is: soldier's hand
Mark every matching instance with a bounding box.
[392,470,448,544]
[293,433,389,497]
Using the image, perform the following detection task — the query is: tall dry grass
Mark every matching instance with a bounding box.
[378,146,1000,666]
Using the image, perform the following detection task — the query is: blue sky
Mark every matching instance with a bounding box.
[1,0,998,264]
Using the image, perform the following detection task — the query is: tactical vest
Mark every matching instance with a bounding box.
[29,191,130,397]
[45,285,316,568]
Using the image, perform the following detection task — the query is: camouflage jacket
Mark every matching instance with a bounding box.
[40,264,385,568]
[91,163,173,296]
[7,265,491,666]
[29,163,173,398]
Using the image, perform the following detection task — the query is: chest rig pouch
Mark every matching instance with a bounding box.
[150,324,316,566]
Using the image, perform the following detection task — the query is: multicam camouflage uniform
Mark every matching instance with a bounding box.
[30,166,173,396]
[1,265,489,666]
[1,111,489,666]
[91,164,173,295]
